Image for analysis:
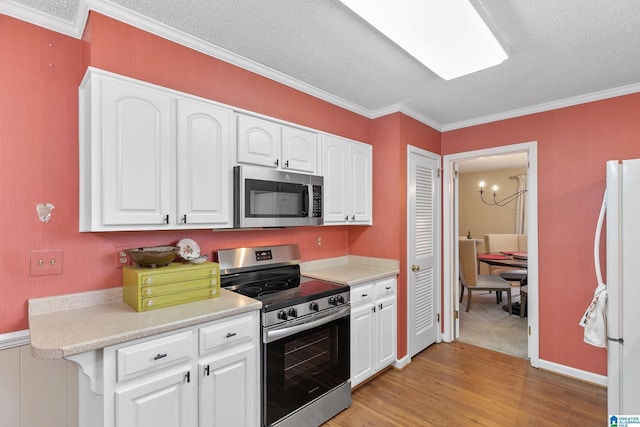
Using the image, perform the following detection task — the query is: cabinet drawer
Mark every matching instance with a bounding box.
[350,284,374,306]
[374,278,396,299]
[117,331,193,382]
[140,287,218,311]
[141,278,218,297]
[199,314,255,355]
[138,266,219,286]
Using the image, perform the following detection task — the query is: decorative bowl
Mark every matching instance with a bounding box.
[127,246,180,268]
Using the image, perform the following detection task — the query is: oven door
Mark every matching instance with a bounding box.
[262,306,350,426]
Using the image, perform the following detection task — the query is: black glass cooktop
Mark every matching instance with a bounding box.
[220,265,347,312]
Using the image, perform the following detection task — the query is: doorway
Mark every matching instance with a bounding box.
[442,142,539,367]
[457,153,528,358]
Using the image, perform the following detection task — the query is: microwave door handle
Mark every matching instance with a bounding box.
[304,184,311,217]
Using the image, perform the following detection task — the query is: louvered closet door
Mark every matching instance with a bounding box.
[408,148,440,357]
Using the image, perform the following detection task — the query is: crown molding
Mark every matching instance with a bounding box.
[4,0,640,134]
[371,103,443,131]
[83,0,374,119]
[1,0,88,38]
[442,82,640,131]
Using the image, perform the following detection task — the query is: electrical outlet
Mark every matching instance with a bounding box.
[30,249,63,276]
[115,246,131,268]
[317,237,322,246]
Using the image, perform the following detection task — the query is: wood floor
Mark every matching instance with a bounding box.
[324,341,607,426]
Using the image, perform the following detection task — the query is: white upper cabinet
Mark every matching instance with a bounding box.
[321,134,372,225]
[79,68,233,231]
[281,126,318,173]
[176,99,231,226]
[237,114,318,174]
[98,76,173,227]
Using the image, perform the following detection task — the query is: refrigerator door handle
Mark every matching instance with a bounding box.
[594,190,607,287]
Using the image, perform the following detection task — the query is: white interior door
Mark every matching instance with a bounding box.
[407,146,440,357]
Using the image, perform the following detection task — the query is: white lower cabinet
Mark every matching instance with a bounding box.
[350,277,396,388]
[68,310,259,427]
[116,368,195,427]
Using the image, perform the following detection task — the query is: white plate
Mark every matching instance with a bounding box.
[190,255,208,264]
[177,238,200,261]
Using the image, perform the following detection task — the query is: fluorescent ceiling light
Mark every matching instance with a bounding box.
[340,0,508,80]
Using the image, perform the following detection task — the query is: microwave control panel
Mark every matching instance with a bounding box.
[312,185,322,218]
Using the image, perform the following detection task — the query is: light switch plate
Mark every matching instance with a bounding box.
[30,249,63,276]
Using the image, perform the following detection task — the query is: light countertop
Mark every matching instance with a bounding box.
[28,287,261,360]
[301,255,400,286]
[29,255,398,360]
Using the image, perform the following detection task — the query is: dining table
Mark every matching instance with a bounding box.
[477,252,528,316]
[477,252,528,269]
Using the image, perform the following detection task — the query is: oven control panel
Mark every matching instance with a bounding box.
[255,250,273,261]
[262,290,351,328]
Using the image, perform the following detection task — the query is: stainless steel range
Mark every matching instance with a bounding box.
[215,244,351,427]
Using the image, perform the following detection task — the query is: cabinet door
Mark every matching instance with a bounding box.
[177,99,232,227]
[350,302,375,388]
[375,296,397,370]
[349,142,373,224]
[237,115,280,168]
[199,345,257,427]
[101,77,173,226]
[321,135,350,224]
[116,369,195,427]
[281,126,318,173]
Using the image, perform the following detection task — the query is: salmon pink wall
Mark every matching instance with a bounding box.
[0,13,371,334]
[349,113,441,359]
[83,13,371,143]
[442,94,640,375]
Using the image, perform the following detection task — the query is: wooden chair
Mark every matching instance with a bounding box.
[519,285,528,318]
[459,239,512,314]
[483,233,527,275]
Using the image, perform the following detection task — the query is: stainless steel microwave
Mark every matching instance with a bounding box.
[233,165,323,228]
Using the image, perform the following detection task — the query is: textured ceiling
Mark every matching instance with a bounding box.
[4,0,640,130]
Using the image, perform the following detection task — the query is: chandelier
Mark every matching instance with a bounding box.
[479,181,527,207]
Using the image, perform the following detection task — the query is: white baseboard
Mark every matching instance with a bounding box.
[538,358,607,387]
[393,354,411,370]
[0,330,30,350]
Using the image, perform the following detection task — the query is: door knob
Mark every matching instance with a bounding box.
[411,264,420,272]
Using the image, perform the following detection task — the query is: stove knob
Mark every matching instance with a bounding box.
[309,302,319,312]
[288,307,298,318]
[277,310,288,321]
[336,294,345,304]
[328,296,337,306]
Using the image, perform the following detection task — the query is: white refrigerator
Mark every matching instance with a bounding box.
[598,159,640,415]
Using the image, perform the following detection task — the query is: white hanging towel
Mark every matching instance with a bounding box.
[579,284,607,348]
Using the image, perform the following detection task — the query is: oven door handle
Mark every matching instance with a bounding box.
[265,305,350,343]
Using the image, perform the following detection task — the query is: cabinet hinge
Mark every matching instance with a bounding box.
[528,326,531,336]
[454,170,459,180]
[437,313,440,323]
[437,168,441,178]
[454,310,459,319]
